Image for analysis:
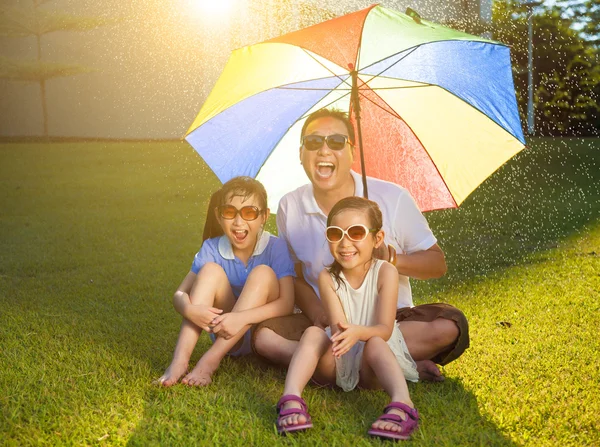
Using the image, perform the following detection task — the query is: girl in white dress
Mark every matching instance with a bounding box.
[276,197,419,441]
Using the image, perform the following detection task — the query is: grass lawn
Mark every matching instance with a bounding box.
[1,138,598,446]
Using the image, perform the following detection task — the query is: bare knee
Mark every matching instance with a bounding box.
[363,336,387,361]
[247,264,276,282]
[401,318,459,350]
[430,318,459,349]
[188,262,227,303]
[197,262,227,280]
[301,325,328,343]
[296,326,330,356]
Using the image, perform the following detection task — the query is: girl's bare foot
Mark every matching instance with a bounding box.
[181,355,221,386]
[371,407,407,433]
[157,361,188,387]
[371,401,414,433]
[278,400,307,428]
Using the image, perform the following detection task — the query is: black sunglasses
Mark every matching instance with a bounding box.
[217,205,263,221]
[302,134,353,151]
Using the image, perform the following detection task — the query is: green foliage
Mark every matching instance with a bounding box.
[0,139,599,446]
[492,1,600,136]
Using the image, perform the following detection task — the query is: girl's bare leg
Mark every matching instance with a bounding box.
[278,327,336,429]
[160,263,235,386]
[185,265,280,386]
[158,319,201,386]
[360,337,414,434]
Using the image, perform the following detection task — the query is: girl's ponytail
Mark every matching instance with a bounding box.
[202,188,224,242]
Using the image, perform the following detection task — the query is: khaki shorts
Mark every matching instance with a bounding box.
[252,303,469,366]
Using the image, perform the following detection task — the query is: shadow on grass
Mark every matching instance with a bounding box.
[125,355,517,446]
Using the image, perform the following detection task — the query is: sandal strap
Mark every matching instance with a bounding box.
[384,402,419,421]
[278,407,311,419]
[277,394,308,412]
[376,413,404,423]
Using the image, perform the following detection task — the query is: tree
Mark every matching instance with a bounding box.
[557,0,600,47]
[492,0,599,136]
[0,1,113,136]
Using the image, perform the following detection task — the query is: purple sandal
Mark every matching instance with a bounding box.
[368,402,419,441]
[276,395,313,434]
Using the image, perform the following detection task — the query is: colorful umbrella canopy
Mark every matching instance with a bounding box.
[185,4,526,212]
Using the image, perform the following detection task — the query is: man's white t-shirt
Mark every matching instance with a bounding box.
[276,170,437,308]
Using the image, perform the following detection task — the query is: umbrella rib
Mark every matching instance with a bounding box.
[361,46,421,85]
[301,48,353,90]
[367,85,432,90]
[277,87,352,91]
[310,90,353,117]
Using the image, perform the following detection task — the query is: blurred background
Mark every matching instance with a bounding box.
[0,0,598,139]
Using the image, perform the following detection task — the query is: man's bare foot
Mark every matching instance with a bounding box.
[181,355,221,386]
[416,360,445,382]
[156,361,188,387]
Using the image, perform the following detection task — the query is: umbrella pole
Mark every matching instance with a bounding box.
[350,68,369,199]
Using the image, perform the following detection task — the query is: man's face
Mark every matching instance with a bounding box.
[299,116,355,194]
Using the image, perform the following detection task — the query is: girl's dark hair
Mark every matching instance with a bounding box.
[326,196,383,289]
[202,176,268,242]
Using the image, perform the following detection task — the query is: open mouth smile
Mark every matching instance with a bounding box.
[231,229,248,242]
[316,161,335,179]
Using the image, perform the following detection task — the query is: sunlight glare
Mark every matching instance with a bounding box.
[186,0,237,20]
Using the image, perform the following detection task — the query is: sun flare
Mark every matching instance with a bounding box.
[186,0,237,20]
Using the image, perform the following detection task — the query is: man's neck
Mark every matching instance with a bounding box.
[313,174,355,216]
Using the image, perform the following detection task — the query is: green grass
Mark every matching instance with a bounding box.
[1,138,598,446]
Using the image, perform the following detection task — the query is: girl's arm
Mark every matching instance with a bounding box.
[318,270,348,336]
[172,271,223,331]
[172,271,197,315]
[371,261,400,340]
[329,263,399,357]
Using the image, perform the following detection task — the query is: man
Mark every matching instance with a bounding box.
[252,108,469,381]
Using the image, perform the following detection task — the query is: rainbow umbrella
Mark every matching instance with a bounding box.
[185,4,525,212]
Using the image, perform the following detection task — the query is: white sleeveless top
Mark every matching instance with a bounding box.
[326,259,419,391]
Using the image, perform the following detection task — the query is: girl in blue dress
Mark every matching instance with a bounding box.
[158,177,295,386]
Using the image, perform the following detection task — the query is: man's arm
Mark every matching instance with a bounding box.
[374,243,446,280]
[395,243,447,280]
[293,263,328,328]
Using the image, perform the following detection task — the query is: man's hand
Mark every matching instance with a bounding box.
[185,304,223,332]
[210,312,246,339]
[373,244,396,266]
[330,322,362,358]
